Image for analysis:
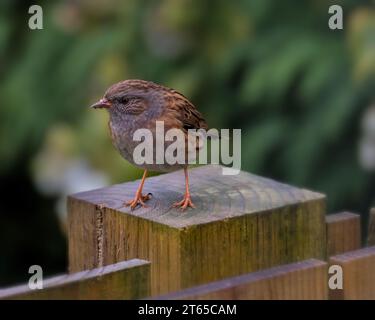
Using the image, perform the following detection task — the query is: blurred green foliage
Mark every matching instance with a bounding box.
[0,0,374,284]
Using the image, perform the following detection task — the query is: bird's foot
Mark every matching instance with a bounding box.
[125,192,152,210]
[172,194,196,211]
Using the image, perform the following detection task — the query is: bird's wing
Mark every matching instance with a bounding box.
[163,90,208,133]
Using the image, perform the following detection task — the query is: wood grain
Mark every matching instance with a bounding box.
[155,259,327,300]
[68,165,326,296]
[368,208,375,246]
[0,259,150,300]
[329,246,375,300]
[326,212,361,256]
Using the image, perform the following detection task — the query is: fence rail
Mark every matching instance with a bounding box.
[0,259,150,300]
[329,246,375,300]
[154,259,327,300]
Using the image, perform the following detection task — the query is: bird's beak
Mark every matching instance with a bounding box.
[90,98,112,109]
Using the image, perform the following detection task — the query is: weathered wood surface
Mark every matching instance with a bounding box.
[329,246,375,300]
[326,212,361,256]
[368,208,375,246]
[0,259,150,300]
[155,259,327,300]
[68,164,326,296]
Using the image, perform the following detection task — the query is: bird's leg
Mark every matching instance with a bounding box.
[172,167,196,210]
[125,170,151,209]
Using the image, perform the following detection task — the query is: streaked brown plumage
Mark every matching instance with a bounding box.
[90,79,208,210]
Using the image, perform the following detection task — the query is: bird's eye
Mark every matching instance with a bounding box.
[119,97,129,104]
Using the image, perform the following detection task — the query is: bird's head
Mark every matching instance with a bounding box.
[90,79,164,118]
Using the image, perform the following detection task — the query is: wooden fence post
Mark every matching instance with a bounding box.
[326,212,361,256]
[68,165,326,296]
[368,208,375,246]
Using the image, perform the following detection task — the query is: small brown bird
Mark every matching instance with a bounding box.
[90,79,208,210]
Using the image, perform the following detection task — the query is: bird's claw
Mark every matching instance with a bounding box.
[172,195,196,211]
[125,193,152,210]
